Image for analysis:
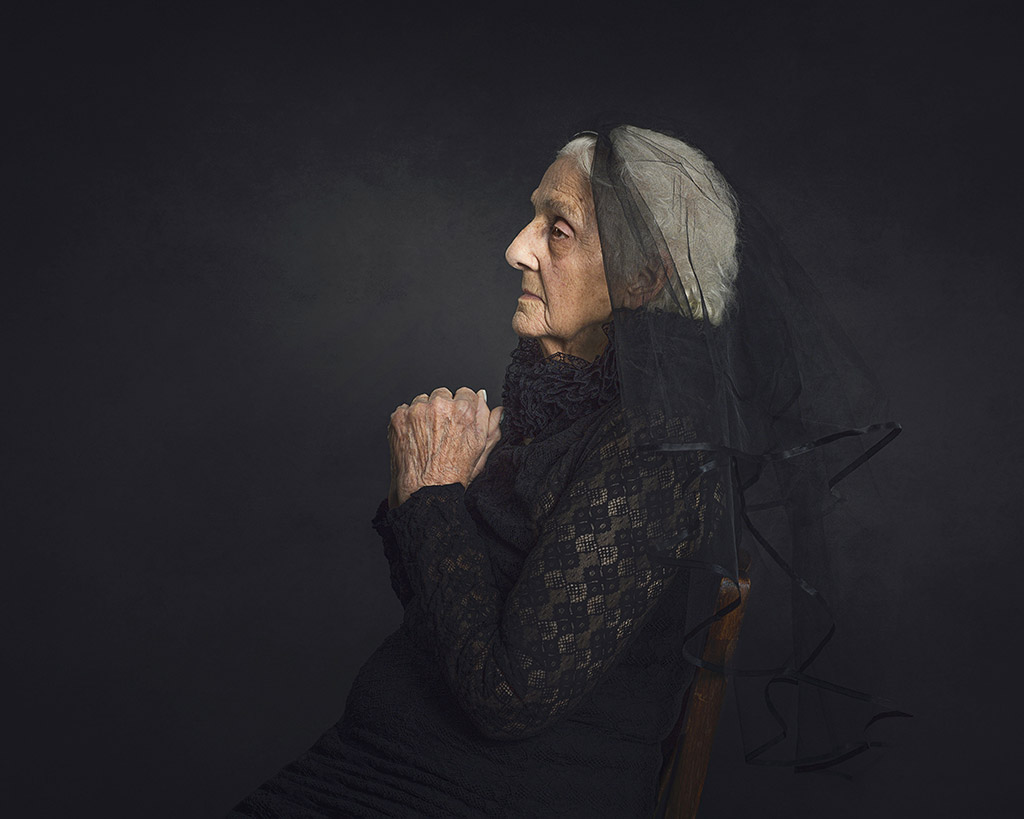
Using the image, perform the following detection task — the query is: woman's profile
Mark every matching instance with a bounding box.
[228,125,904,818]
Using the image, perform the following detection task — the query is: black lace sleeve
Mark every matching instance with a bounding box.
[385,408,725,740]
[371,497,415,609]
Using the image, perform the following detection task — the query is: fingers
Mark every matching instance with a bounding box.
[487,404,503,441]
[479,405,503,457]
[468,404,503,483]
[471,389,488,433]
[453,386,480,404]
[451,386,488,417]
[406,387,488,405]
[389,403,409,434]
[394,388,490,432]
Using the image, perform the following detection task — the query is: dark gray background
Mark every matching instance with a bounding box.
[7,2,1020,816]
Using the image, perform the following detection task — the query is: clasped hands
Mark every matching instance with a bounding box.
[388,387,503,509]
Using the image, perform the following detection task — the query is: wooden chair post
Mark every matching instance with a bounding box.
[655,557,751,818]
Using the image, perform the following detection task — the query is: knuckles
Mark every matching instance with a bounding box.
[390,388,488,440]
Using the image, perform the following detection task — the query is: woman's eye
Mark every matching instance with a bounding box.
[551,223,570,239]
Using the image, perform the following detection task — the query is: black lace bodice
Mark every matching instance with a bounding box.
[230,329,725,817]
[373,329,724,740]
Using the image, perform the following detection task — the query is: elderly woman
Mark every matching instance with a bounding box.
[230,126,899,817]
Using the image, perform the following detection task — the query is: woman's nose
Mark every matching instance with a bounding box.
[505,222,538,271]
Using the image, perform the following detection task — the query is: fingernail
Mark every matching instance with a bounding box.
[480,389,487,403]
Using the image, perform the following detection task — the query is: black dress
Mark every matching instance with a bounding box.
[229,332,725,818]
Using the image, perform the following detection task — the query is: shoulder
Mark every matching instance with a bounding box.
[582,400,707,471]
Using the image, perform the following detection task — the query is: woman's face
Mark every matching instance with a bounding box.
[505,157,611,361]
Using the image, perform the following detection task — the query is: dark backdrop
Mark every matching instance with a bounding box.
[7,2,1020,817]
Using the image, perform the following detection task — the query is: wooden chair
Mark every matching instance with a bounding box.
[655,554,751,818]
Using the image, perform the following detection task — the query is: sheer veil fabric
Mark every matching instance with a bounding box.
[581,126,910,787]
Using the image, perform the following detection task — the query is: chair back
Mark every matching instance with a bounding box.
[654,556,751,819]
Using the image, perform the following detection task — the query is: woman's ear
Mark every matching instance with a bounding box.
[623,257,669,308]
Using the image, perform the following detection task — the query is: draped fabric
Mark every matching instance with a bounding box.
[585,126,909,782]
[229,330,721,818]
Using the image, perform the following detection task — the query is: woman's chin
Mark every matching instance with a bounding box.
[511,313,544,339]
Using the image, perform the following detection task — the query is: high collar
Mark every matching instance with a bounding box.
[500,323,619,442]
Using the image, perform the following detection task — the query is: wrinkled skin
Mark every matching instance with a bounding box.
[387,156,609,508]
[387,387,502,508]
[505,156,611,361]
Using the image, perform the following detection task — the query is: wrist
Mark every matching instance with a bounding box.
[398,475,468,505]
[400,471,468,501]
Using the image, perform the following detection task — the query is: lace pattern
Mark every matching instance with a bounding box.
[500,323,619,441]
[377,404,724,740]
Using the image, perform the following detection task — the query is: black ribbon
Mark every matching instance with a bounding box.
[646,419,911,776]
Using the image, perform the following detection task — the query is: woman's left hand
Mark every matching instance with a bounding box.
[388,387,502,508]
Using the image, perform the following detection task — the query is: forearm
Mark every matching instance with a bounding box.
[385,483,550,739]
[384,472,699,741]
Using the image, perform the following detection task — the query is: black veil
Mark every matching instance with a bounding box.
[574,126,909,788]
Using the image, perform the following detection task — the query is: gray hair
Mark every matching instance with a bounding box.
[557,126,739,325]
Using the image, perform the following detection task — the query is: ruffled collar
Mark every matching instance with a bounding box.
[500,323,619,441]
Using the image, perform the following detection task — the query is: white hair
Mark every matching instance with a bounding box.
[557,126,739,325]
